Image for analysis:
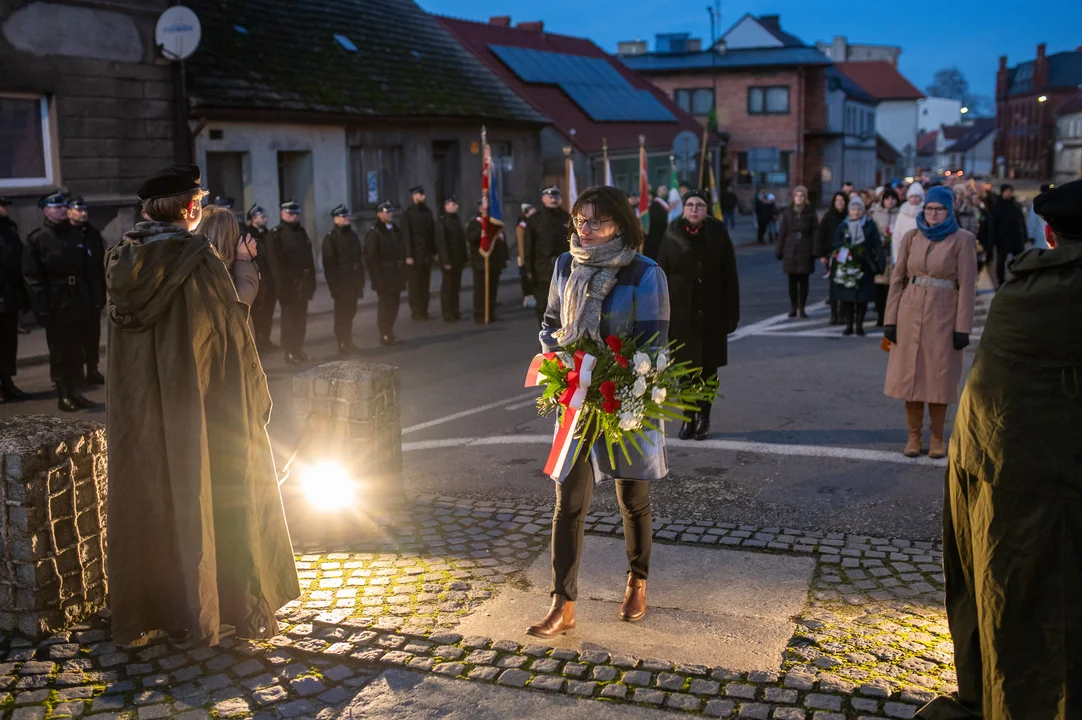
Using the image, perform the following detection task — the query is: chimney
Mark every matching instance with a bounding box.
[760,14,781,32]
[996,55,1009,100]
[1034,42,1049,89]
[488,16,511,27]
[617,40,648,56]
[516,21,544,32]
[832,35,847,62]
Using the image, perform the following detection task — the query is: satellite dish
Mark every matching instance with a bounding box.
[156,6,202,61]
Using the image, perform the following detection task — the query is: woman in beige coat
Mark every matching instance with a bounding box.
[883,185,977,459]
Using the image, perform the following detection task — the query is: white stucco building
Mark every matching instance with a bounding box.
[918,97,962,135]
[1054,95,1082,183]
[836,62,925,175]
[821,68,877,195]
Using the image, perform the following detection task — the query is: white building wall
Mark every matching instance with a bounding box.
[1055,112,1082,182]
[876,101,919,174]
[721,17,783,49]
[194,121,349,259]
[918,97,961,134]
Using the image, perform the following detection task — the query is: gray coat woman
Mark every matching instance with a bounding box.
[774,185,818,317]
[530,185,670,639]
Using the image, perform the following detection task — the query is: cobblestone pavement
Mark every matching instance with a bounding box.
[1,497,953,719]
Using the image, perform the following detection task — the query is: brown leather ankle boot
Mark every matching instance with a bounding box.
[526,595,576,638]
[928,403,948,459]
[904,402,924,457]
[619,574,647,622]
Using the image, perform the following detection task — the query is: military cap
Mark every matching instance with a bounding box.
[443,195,458,205]
[331,204,350,218]
[214,196,235,208]
[1033,178,1082,241]
[280,199,301,213]
[376,201,394,213]
[68,196,87,210]
[137,164,201,201]
[541,185,562,198]
[0,196,12,207]
[1000,183,1013,194]
[38,190,67,208]
[246,204,266,221]
[682,188,710,205]
[1039,182,1055,194]
[409,185,425,195]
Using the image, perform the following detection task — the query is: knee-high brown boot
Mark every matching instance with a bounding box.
[904,402,924,457]
[928,403,948,459]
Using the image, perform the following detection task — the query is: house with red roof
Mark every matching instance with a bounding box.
[439,15,709,200]
[835,61,925,175]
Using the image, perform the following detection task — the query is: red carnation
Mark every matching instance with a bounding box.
[603,397,621,414]
[600,380,617,400]
[606,335,623,354]
[614,354,629,368]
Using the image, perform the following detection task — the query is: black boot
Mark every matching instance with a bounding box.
[0,377,30,402]
[855,305,867,337]
[337,342,354,357]
[798,303,808,319]
[69,385,94,409]
[828,301,839,326]
[788,305,797,319]
[86,368,106,386]
[56,383,79,413]
[678,414,697,440]
[694,409,711,441]
[842,305,854,336]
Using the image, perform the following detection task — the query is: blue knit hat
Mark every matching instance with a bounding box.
[924,185,955,210]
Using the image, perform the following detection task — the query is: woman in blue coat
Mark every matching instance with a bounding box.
[529,186,670,638]
[831,195,885,336]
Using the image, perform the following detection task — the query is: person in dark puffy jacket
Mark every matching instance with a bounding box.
[774,185,819,318]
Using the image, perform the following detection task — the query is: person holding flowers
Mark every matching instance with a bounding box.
[528,185,671,638]
[831,195,885,336]
[871,189,900,328]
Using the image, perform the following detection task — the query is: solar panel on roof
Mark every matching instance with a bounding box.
[489,45,676,123]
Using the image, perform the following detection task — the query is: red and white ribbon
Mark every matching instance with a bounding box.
[525,350,597,483]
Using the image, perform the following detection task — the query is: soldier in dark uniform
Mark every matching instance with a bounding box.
[434,196,468,322]
[363,201,406,346]
[403,185,436,321]
[23,191,94,411]
[265,200,315,365]
[915,177,1082,720]
[524,186,570,325]
[466,198,508,324]
[322,204,364,355]
[0,196,30,403]
[67,197,106,385]
[245,204,276,351]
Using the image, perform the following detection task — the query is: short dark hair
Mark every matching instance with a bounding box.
[570,185,644,252]
[881,188,900,204]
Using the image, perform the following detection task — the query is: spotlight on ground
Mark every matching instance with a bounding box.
[298,461,357,511]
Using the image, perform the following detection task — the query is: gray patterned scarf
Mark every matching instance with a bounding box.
[555,234,638,347]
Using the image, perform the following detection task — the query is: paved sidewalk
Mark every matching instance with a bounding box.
[0,495,952,719]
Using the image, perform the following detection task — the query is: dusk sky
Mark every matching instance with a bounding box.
[419,0,1082,112]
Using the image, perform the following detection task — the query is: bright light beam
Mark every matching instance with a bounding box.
[298,461,356,511]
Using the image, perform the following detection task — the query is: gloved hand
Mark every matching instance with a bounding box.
[883,325,897,344]
[953,332,970,350]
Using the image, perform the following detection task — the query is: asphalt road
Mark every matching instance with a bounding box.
[0,237,982,541]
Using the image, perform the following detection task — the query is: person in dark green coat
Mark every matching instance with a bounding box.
[916,178,1082,720]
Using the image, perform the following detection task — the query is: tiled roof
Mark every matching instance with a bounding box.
[836,62,925,101]
[1007,51,1082,96]
[827,67,876,105]
[943,118,997,153]
[620,46,832,73]
[183,0,547,123]
[917,131,938,155]
[439,16,705,154]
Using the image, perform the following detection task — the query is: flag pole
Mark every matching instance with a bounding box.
[481,126,490,325]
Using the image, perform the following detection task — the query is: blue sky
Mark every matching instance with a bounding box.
[420,0,1082,108]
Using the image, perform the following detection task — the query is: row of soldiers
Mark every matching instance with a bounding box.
[0,192,105,411]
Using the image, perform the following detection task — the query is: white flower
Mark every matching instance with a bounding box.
[652,386,667,404]
[655,350,670,373]
[619,411,642,431]
[632,376,647,398]
[633,352,652,376]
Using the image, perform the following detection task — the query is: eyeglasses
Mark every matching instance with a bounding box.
[571,216,613,231]
[925,206,949,215]
[684,202,708,211]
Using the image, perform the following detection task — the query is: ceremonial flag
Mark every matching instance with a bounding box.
[707,151,723,220]
[479,129,503,257]
[637,137,649,218]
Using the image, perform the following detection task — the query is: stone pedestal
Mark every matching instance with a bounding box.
[0,416,108,638]
[289,362,403,544]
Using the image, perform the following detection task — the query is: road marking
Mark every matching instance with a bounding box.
[728,311,794,342]
[402,434,948,467]
[505,395,542,411]
[402,391,540,435]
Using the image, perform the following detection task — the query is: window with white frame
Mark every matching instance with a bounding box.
[0,94,54,188]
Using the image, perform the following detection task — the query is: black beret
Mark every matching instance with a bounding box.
[68,196,87,210]
[376,201,393,212]
[214,196,235,208]
[0,196,11,207]
[246,204,266,221]
[331,204,350,218]
[38,190,67,209]
[541,186,562,197]
[409,185,425,195]
[137,164,201,201]
[280,199,301,213]
[682,189,710,205]
[1033,178,1082,241]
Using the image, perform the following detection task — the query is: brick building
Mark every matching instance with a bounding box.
[0,0,177,242]
[996,44,1082,179]
[620,13,832,206]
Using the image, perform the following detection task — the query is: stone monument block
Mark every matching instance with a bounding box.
[0,416,108,638]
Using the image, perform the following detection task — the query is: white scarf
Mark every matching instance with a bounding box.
[555,234,638,347]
